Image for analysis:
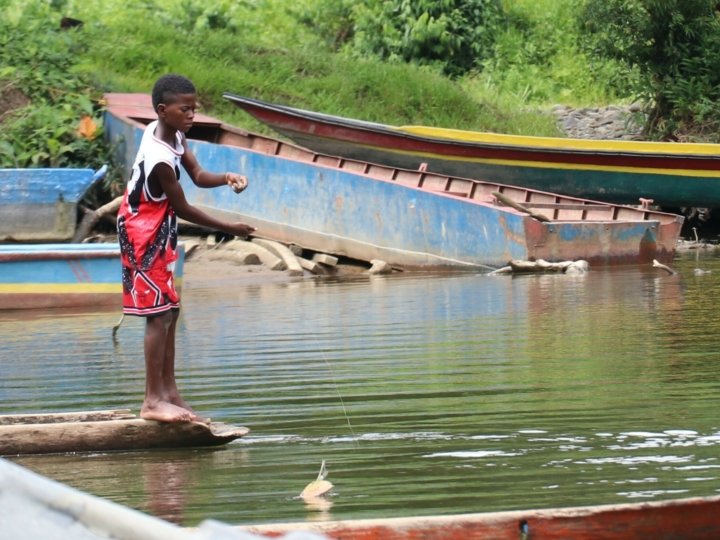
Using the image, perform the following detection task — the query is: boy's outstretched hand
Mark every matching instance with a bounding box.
[226,172,248,193]
[227,222,257,239]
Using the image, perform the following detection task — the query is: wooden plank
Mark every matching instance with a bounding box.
[297,256,327,275]
[0,409,135,426]
[522,203,612,210]
[0,419,250,455]
[311,253,338,267]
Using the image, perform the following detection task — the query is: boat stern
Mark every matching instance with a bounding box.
[523,214,683,266]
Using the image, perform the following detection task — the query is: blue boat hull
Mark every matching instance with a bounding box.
[105,105,680,269]
[0,169,101,242]
[0,244,185,310]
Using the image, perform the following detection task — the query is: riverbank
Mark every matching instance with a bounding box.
[180,235,373,287]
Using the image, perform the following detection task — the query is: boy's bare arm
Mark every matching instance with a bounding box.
[181,139,247,192]
[154,163,256,238]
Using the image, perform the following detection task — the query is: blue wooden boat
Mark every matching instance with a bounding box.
[224,93,720,208]
[0,243,185,310]
[0,167,106,242]
[104,94,683,270]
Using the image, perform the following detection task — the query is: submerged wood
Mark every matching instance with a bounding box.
[489,259,589,275]
[653,259,677,275]
[0,411,250,456]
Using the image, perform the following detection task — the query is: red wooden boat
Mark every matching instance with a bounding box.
[240,495,720,540]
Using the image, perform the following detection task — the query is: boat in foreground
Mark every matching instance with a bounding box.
[0,409,249,456]
[0,167,106,242]
[241,495,720,540]
[105,93,683,269]
[224,93,720,208]
[0,242,185,310]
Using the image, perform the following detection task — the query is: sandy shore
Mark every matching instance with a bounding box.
[180,236,369,288]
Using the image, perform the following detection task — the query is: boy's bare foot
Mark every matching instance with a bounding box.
[166,394,211,424]
[141,401,193,423]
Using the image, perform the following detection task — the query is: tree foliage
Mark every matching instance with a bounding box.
[579,0,720,137]
[351,0,504,77]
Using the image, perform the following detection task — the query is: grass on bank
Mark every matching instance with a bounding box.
[4,0,634,141]
[78,16,560,137]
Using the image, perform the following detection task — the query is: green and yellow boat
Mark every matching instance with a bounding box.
[225,93,720,208]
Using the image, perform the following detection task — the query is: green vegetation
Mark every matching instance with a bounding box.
[0,2,121,196]
[3,0,720,188]
[351,0,504,77]
[580,0,720,139]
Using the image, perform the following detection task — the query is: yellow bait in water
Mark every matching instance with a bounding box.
[300,460,333,499]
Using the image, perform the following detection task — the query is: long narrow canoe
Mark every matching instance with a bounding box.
[0,167,105,242]
[105,93,683,269]
[241,495,720,540]
[223,93,720,208]
[0,409,249,456]
[0,242,185,310]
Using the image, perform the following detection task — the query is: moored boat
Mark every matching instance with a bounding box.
[0,167,106,242]
[0,409,249,456]
[240,495,720,540]
[0,242,185,310]
[223,93,720,208]
[105,93,683,270]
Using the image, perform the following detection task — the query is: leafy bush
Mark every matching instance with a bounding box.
[351,0,505,77]
[0,3,121,194]
[294,0,355,50]
[579,0,720,138]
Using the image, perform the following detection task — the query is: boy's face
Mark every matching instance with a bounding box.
[158,93,198,133]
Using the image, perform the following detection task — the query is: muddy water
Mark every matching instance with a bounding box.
[3,250,720,526]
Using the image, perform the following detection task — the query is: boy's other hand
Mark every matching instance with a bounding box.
[228,222,257,239]
[226,173,248,193]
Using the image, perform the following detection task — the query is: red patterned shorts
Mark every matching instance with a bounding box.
[122,263,179,317]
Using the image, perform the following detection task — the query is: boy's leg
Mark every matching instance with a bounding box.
[161,310,209,423]
[141,311,192,422]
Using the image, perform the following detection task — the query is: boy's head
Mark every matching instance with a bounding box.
[151,74,196,113]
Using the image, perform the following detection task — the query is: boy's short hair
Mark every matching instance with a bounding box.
[151,74,196,112]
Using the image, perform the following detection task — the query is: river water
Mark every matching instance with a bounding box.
[3,250,720,527]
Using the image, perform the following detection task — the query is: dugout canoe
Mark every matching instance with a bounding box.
[224,93,720,208]
[105,93,683,269]
[0,409,249,456]
[0,167,106,242]
[0,242,185,310]
[240,495,720,540]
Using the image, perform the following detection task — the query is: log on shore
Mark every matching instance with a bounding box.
[0,414,250,456]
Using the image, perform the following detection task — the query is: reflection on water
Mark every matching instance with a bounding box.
[4,250,720,526]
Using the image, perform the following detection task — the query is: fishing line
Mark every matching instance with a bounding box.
[287,284,360,448]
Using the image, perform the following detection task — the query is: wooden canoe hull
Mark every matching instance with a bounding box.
[104,94,683,269]
[223,93,720,208]
[0,243,184,311]
[241,495,720,540]
[0,168,103,242]
[0,410,249,456]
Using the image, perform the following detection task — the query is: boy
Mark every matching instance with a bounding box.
[117,74,255,423]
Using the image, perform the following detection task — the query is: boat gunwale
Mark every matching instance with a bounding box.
[240,494,720,539]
